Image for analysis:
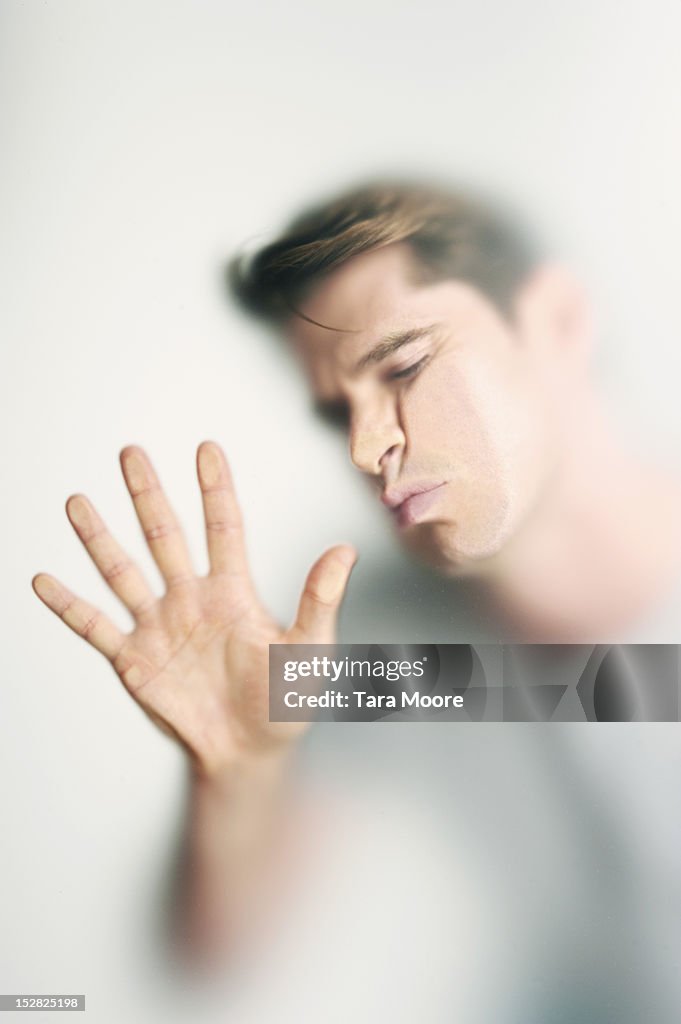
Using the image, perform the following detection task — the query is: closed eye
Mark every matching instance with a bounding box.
[387,355,429,381]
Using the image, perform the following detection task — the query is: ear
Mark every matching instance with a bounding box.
[512,263,594,370]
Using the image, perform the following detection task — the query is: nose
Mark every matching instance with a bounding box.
[349,396,405,476]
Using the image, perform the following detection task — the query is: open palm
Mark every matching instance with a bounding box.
[32,442,356,775]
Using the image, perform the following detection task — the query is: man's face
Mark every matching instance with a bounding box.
[286,242,579,575]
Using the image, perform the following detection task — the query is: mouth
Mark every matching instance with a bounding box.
[381,482,448,529]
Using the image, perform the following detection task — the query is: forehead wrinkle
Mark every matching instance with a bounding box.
[288,302,363,334]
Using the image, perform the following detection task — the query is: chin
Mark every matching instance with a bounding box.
[403,513,514,577]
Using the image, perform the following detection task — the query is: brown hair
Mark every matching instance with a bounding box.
[228,178,540,325]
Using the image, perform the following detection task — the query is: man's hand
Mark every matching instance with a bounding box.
[32,441,356,777]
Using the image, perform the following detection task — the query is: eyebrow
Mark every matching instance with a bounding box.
[353,323,442,372]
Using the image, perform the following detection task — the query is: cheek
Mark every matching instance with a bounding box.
[403,363,511,556]
[402,356,552,562]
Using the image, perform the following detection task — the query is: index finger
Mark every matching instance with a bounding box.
[196,441,251,581]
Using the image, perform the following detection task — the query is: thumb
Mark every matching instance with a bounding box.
[291,544,357,641]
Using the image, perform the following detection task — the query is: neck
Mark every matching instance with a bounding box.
[477,394,681,642]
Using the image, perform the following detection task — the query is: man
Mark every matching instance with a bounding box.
[31,179,681,1016]
[228,179,681,643]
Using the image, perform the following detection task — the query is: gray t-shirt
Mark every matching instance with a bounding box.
[225,554,681,1023]
[313,554,681,1021]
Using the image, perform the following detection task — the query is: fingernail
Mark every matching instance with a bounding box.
[316,561,349,603]
[199,444,221,488]
[122,450,146,492]
[335,545,357,568]
[33,575,59,602]
[66,496,89,529]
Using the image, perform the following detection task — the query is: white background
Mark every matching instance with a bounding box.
[2,1,681,1020]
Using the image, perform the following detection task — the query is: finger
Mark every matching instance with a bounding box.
[119,446,194,588]
[31,573,125,662]
[196,441,251,580]
[65,494,157,619]
[292,545,357,641]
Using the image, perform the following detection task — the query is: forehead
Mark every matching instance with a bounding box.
[284,242,488,390]
[293,242,422,336]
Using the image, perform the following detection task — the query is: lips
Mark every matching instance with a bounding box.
[381,482,448,529]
